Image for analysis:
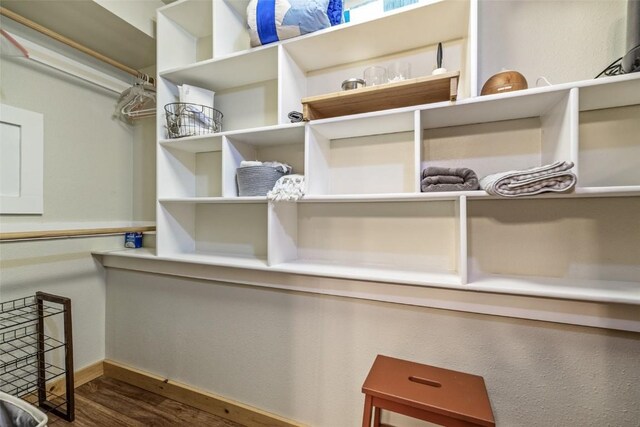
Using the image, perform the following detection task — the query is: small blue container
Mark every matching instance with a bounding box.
[124,232,143,248]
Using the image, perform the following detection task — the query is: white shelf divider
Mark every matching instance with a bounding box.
[540,87,578,166]
[157,202,196,256]
[222,136,256,198]
[457,195,468,285]
[157,146,196,199]
[305,126,331,196]
[268,202,298,266]
[413,110,423,194]
[278,45,307,125]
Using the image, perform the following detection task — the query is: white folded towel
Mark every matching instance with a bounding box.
[480,161,577,197]
[240,160,263,167]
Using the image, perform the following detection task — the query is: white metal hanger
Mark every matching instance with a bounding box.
[114,75,156,123]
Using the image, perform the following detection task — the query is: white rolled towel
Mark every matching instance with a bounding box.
[480,161,577,197]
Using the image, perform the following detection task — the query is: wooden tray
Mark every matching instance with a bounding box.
[301,71,459,121]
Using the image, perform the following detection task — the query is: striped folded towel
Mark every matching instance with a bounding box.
[480,161,576,197]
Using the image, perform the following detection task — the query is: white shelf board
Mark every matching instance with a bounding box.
[310,110,416,139]
[301,192,481,202]
[420,87,569,128]
[159,197,267,204]
[95,248,269,270]
[158,123,305,152]
[464,186,640,200]
[282,0,471,72]
[159,134,223,153]
[158,0,213,38]
[95,247,157,257]
[95,248,458,286]
[164,251,269,269]
[271,259,462,288]
[577,73,640,111]
[96,252,640,305]
[160,45,278,91]
[301,186,640,203]
[574,186,640,198]
[469,274,640,305]
[223,122,305,146]
[108,249,269,270]
[154,189,637,209]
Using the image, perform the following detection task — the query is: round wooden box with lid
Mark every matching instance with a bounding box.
[481,70,528,95]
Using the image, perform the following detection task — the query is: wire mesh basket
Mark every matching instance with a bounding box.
[164,103,222,139]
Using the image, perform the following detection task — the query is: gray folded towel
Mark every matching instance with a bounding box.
[421,167,480,192]
[480,161,576,197]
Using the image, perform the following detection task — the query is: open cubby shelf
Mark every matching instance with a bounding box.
[152,0,640,304]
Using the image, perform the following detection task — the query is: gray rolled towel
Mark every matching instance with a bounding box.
[421,166,480,192]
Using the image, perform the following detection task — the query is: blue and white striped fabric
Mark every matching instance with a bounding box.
[248,0,343,47]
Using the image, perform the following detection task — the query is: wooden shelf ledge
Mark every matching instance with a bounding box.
[302,71,459,120]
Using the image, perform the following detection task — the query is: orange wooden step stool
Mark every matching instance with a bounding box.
[361,355,495,427]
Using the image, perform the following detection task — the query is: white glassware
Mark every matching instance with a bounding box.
[388,62,411,82]
[363,66,387,86]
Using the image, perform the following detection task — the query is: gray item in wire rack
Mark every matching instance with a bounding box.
[237,165,291,196]
[164,103,223,138]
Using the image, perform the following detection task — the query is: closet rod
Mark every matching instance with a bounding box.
[0,7,155,85]
[0,226,156,242]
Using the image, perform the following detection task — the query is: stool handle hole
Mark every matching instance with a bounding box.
[409,376,442,388]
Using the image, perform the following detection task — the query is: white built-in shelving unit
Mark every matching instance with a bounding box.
[149,0,640,307]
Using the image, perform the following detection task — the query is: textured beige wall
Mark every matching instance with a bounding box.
[0,58,134,224]
[106,269,640,426]
[0,237,122,369]
[478,0,628,88]
[0,53,152,368]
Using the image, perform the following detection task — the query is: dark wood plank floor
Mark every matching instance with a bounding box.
[48,376,244,426]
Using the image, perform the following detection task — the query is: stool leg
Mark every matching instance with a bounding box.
[373,407,381,427]
[362,395,373,427]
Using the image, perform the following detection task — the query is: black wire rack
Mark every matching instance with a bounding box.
[0,292,75,422]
